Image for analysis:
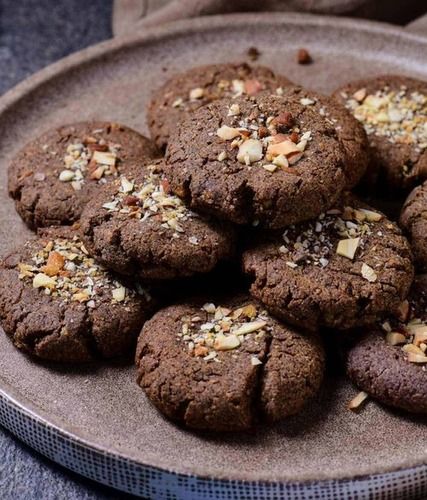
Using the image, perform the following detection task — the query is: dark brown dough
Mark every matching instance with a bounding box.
[400,180,427,271]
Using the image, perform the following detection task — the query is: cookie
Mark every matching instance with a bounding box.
[280,86,369,188]
[242,193,414,331]
[8,122,159,229]
[333,75,427,193]
[400,180,427,271]
[79,160,236,280]
[147,62,292,149]
[0,227,152,363]
[347,274,427,414]
[166,92,347,229]
[136,297,324,431]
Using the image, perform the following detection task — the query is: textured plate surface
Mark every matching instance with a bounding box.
[0,13,426,487]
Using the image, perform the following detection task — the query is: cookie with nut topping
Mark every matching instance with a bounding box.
[347,274,427,414]
[136,297,324,431]
[0,227,153,363]
[242,193,414,331]
[400,180,427,271]
[147,62,292,149]
[333,75,427,193]
[79,159,236,280]
[166,92,348,229]
[8,122,159,229]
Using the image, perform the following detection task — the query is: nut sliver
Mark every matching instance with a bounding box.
[233,320,267,336]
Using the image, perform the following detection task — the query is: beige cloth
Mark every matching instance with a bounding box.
[113,0,426,35]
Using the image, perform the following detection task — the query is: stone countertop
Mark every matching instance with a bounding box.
[0,0,134,497]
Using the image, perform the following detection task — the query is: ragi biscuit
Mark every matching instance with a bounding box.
[166,92,348,229]
[147,62,292,149]
[79,160,236,281]
[136,297,324,431]
[8,122,159,229]
[242,193,414,331]
[0,227,152,363]
[333,75,427,194]
[400,180,427,272]
[347,274,427,414]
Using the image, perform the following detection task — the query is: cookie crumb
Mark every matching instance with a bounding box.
[247,46,260,61]
[297,48,312,65]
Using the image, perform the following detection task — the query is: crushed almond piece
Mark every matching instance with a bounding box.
[41,251,65,276]
[189,87,204,100]
[216,125,241,140]
[361,263,377,282]
[386,332,406,346]
[237,139,263,165]
[348,391,368,411]
[336,237,360,260]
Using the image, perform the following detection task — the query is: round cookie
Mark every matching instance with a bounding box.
[400,180,427,271]
[333,75,427,193]
[8,122,159,229]
[79,160,236,280]
[347,274,427,414]
[147,62,292,149]
[136,297,324,431]
[281,86,369,189]
[0,227,152,363]
[243,193,414,331]
[166,92,348,229]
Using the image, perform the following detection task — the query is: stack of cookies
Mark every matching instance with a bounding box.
[1,62,426,432]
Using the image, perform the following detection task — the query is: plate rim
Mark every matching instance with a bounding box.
[0,10,426,488]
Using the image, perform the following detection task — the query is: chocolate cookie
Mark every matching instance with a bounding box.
[400,180,427,271]
[243,193,414,331]
[333,75,427,193]
[8,122,159,229]
[347,274,427,414]
[79,160,236,280]
[166,92,347,229]
[136,298,324,431]
[0,227,152,363]
[280,86,369,189]
[147,62,292,149]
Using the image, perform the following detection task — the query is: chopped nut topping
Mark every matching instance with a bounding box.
[215,102,313,171]
[345,85,427,151]
[177,303,270,362]
[58,133,120,190]
[361,263,377,283]
[348,391,368,411]
[385,332,406,346]
[237,139,263,165]
[102,165,196,238]
[280,206,381,268]
[336,237,360,260]
[189,87,204,100]
[381,311,427,365]
[18,236,146,305]
[216,125,241,140]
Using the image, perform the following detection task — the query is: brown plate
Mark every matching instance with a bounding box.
[0,12,426,498]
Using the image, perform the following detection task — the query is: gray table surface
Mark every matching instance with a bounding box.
[0,1,135,497]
